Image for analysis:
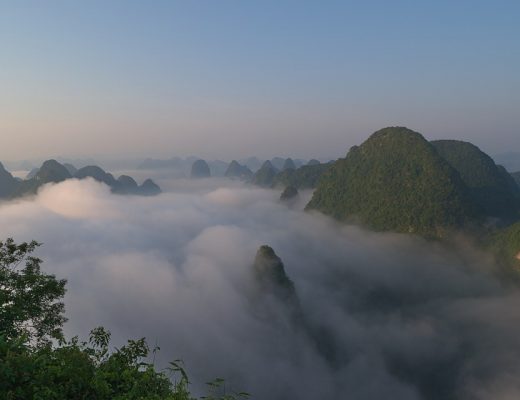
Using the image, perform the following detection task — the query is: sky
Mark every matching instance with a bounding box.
[1,0,519,161]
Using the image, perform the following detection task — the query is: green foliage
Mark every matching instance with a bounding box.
[0,239,66,346]
[272,163,330,189]
[280,186,299,202]
[0,238,249,400]
[432,140,520,220]
[488,221,520,269]
[0,328,183,399]
[253,245,296,302]
[251,161,277,187]
[306,127,478,238]
[201,378,250,400]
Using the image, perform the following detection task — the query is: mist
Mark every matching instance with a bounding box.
[0,178,519,399]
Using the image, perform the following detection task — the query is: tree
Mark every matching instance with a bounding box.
[0,238,66,346]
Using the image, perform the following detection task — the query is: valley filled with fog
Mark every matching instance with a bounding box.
[1,176,520,400]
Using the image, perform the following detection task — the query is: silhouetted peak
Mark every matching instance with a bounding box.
[253,245,296,300]
[261,160,275,170]
[191,159,211,178]
[280,186,299,202]
[117,175,138,187]
[282,158,296,170]
[225,160,253,180]
[75,166,117,186]
[140,179,162,196]
[36,160,72,183]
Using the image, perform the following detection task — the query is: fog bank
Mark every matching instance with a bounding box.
[0,178,519,399]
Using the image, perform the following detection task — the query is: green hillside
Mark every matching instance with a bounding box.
[273,163,330,189]
[488,222,520,270]
[432,140,520,220]
[251,161,278,187]
[306,127,477,238]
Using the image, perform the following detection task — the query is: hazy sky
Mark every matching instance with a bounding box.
[1,0,519,161]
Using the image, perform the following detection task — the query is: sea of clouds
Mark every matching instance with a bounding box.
[1,177,520,399]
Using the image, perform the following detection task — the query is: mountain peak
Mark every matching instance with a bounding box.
[282,158,296,171]
[140,179,162,196]
[253,245,295,298]
[280,186,299,202]
[36,160,72,183]
[432,139,520,220]
[307,127,476,237]
[191,159,211,178]
[251,161,278,187]
[225,160,253,180]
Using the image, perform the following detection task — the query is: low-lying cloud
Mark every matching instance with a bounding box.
[0,178,519,399]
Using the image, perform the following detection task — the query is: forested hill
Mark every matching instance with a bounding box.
[432,140,520,220]
[306,127,480,238]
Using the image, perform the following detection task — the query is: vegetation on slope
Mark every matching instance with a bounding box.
[488,222,520,270]
[306,127,477,238]
[251,161,278,187]
[432,140,520,220]
[253,245,297,303]
[272,163,330,189]
[280,186,299,202]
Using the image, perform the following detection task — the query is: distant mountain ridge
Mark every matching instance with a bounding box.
[251,161,278,187]
[0,160,161,200]
[225,160,253,180]
[138,156,311,176]
[272,163,331,189]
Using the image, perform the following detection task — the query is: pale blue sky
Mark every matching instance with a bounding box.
[1,0,519,160]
